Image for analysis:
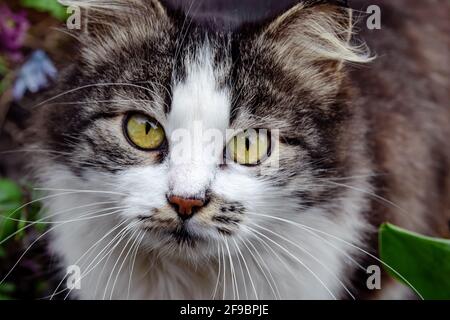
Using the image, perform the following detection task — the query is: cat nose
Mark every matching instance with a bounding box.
[167,195,205,219]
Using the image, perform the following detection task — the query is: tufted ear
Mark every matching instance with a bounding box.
[60,0,171,67]
[60,0,168,31]
[259,1,372,74]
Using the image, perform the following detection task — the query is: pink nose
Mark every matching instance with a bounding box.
[168,195,205,219]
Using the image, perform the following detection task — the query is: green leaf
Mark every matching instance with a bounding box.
[0,179,23,243]
[0,283,16,294]
[0,179,22,204]
[379,223,450,300]
[0,56,7,76]
[34,221,47,233]
[0,56,10,95]
[0,283,15,300]
[0,293,13,300]
[16,210,27,240]
[20,0,68,21]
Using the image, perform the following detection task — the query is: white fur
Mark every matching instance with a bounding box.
[41,164,372,299]
[167,44,230,197]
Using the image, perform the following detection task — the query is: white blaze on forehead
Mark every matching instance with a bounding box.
[167,44,230,197]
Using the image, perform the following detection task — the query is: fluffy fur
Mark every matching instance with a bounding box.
[27,0,449,299]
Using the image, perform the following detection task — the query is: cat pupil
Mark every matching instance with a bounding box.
[245,136,250,150]
[145,122,151,135]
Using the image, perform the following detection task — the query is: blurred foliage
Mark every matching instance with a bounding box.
[0,0,71,98]
[380,223,450,300]
[0,57,12,95]
[0,178,55,300]
[0,0,72,300]
[20,0,68,21]
[0,179,23,243]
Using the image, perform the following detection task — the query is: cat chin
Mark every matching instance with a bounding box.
[135,229,221,262]
[135,219,241,259]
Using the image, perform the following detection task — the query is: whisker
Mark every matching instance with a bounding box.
[245,224,337,299]
[127,231,145,300]
[211,240,222,300]
[94,222,141,300]
[239,235,281,300]
[47,219,130,300]
[34,187,127,197]
[0,147,117,169]
[249,230,301,289]
[232,239,249,300]
[316,173,384,182]
[247,212,424,300]
[0,191,84,234]
[220,241,227,300]
[92,224,136,299]
[223,237,238,300]
[250,222,355,300]
[1,207,126,286]
[108,227,142,300]
[0,200,122,247]
[0,202,122,225]
[67,221,138,300]
[32,82,167,109]
[231,237,258,300]
[173,0,197,65]
[49,98,152,106]
[325,181,409,217]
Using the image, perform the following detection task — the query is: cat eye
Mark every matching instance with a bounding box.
[226,129,271,165]
[124,113,165,150]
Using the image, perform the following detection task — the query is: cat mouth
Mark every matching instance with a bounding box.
[139,216,203,246]
[169,224,201,245]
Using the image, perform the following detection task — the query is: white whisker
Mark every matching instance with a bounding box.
[247,212,424,300]
[47,219,130,300]
[108,227,142,300]
[250,222,355,299]
[127,231,145,300]
[231,237,258,300]
[211,241,222,300]
[245,224,337,300]
[240,235,281,300]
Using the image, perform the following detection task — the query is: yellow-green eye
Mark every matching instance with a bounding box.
[227,129,270,165]
[124,114,165,150]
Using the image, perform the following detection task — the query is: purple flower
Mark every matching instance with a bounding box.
[0,5,29,61]
[13,50,57,101]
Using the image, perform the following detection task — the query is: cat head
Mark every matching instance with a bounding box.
[32,0,372,260]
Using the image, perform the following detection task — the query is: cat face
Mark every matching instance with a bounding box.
[33,1,371,261]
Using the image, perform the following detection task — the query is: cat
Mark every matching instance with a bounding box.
[27,0,449,299]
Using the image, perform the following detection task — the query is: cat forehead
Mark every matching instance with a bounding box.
[79,23,302,132]
[168,42,231,133]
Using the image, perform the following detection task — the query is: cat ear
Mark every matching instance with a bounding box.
[61,0,167,29]
[61,0,169,65]
[259,2,372,73]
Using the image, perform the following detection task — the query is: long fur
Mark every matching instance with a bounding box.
[27,0,449,300]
